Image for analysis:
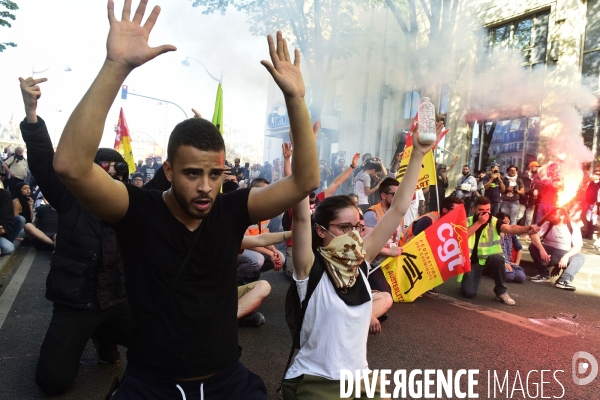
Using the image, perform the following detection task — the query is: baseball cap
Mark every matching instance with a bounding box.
[528,161,541,168]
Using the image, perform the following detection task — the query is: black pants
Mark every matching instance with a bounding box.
[461,254,506,297]
[112,361,267,399]
[36,301,131,396]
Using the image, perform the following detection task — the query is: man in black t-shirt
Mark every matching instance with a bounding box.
[53,4,320,398]
[139,157,156,182]
[24,203,58,251]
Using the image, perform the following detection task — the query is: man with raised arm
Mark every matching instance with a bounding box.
[53,1,319,398]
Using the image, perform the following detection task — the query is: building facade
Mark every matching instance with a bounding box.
[263,0,600,184]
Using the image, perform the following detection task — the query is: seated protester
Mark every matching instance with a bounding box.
[283,124,442,398]
[465,196,539,305]
[13,182,34,223]
[131,172,144,188]
[24,202,58,251]
[0,188,26,255]
[280,141,358,278]
[363,177,403,293]
[496,212,525,283]
[529,207,584,291]
[237,231,291,327]
[409,196,463,240]
[403,188,425,228]
[236,178,284,285]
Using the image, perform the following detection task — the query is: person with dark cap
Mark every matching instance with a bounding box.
[131,172,144,188]
[18,76,169,396]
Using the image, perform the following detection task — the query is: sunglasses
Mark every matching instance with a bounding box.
[328,223,365,234]
[95,160,129,175]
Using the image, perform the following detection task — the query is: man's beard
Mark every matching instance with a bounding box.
[173,185,213,220]
[462,171,469,176]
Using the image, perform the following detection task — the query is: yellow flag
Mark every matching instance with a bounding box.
[114,108,136,174]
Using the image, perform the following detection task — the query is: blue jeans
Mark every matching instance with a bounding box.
[0,215,25,256]
[528,244,585,281]
[500,201,519,224]
[461,254,507,297]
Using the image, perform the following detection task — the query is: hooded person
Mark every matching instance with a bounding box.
[17,76,172,396]
[13,181,34,223]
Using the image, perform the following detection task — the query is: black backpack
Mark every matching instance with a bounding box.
[278,252,325,392]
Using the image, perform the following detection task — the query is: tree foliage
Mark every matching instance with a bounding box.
[0,0,18,52]
[192,0,368,121]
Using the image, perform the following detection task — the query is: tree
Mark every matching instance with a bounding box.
[191,0,367,122]
[0,0,18,52]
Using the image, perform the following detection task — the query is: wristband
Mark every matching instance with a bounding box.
[350,164,356,169]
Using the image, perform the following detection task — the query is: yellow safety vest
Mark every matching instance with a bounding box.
[467,216,502,265]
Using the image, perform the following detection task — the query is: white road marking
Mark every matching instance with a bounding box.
[429,292,574,338]
[0,248,36,330]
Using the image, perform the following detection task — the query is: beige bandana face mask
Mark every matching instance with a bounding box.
[317,230,366,290]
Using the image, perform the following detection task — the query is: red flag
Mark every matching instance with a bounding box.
[114,108,136,174]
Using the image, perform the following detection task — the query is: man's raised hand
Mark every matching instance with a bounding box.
[261,32,304,99]
[282,142,293,160]
[19,77,47,123]
[106,0,176,71]
[192,108,202,119]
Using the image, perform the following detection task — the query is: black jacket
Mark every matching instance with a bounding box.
[21,117,168,310]
[0,189,14,237]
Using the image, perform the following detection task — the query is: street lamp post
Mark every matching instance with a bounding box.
[181,57,223,83]
[32,64,72,76]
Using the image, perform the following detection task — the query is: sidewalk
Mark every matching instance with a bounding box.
[518,237,600,293]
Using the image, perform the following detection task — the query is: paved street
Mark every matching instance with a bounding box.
[1,245,599,399]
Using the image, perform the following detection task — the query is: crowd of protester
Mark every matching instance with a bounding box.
[2,2,598,399]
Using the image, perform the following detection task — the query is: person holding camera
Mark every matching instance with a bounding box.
[464,196,540,305]
[483,163,505,216]
[454,165,477,215]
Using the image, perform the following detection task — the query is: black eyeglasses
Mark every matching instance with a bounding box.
[95,160,129,175]
[329,223,365,233]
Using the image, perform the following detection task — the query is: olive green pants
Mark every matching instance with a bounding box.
[282,373,382,400]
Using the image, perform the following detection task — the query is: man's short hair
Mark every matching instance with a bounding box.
[473,196,491,206]
[362,153,372,161]
[440,196,464,211]
[507,164,517,171]
[462,164,470,169]
[249,177,270,188]
[167,118,225,163]
[379,177,399,196]
[364,161,382,173]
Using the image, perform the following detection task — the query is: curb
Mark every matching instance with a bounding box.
[0,241,22,287]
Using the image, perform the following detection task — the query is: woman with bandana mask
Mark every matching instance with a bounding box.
[282,123,443,399]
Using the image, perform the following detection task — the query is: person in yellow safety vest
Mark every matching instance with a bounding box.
[399,196,465,247]
[364,177,403,293]
[465,196,540,306]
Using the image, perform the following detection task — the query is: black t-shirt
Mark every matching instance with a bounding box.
[482,175,502,202]
[470,216,505,265]
[113,185,252,378]
[140,165,157,180]
[35,204,58,233]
